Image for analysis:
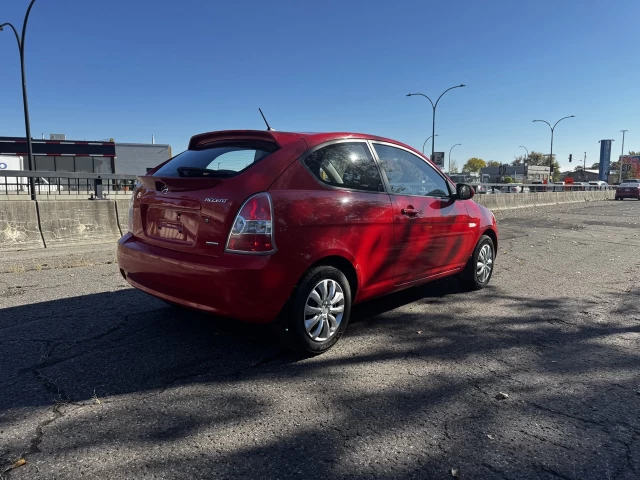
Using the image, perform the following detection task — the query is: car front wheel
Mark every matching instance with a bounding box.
[459,235,495,290]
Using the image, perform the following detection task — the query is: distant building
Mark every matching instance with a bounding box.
[0,135,172,175]
[449,173,480,184]
[559,169,600,182]
[0,136,116,173]
[479,165,550,183]
[115,143,172,175]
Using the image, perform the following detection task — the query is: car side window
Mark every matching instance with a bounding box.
[373,144,450,197]
[303,142,384,192]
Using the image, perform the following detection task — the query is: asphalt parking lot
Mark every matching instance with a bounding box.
[1,200,639,480]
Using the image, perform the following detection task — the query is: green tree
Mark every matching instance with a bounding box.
[462,157,486,173]
[512,151,549,166]
[503,176,514,183]
[449,159,459,174]
[486,160,500,167]
[512,151,561,181]
[590,162,600,169]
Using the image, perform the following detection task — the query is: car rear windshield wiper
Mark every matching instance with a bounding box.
[176,167,235,178]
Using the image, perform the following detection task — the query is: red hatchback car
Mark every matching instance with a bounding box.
[117,130,498,353]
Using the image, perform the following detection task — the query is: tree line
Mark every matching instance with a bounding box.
[456,150,640,181]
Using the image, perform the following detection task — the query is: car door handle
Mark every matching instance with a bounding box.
[401,207,419,216]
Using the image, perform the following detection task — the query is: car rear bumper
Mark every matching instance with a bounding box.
[117,233,304,323]
[615,192,640,198]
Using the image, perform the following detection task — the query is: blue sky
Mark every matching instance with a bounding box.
[0,0,638,172]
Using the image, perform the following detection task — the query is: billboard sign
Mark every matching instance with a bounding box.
[598,140,612,181]
[432,152,445,169]
[620,155,640,178]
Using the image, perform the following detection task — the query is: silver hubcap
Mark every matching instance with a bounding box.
[476,244,493,283]
[304,279,345,342]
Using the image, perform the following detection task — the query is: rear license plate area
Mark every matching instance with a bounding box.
[145,207,198,245]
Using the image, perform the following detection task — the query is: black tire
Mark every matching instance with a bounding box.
[281,266,352,355]
[459,235,495,290]
[615,197,620,201]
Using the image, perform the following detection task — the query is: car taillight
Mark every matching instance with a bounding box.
[127,192,135,233]
[127,181,141,233]
[225,192,275,254]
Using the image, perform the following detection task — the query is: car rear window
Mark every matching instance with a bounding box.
[153,142,279,178]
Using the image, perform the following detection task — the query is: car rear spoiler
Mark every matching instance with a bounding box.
[188,130,283,150]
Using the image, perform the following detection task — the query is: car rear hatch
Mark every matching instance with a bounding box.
[130,131,308,257]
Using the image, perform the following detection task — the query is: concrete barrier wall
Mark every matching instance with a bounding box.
[115,198,130,236]
[0,201,45,251]
[38,200,122,248]
[474,190,614,211]
[0,191,618,252]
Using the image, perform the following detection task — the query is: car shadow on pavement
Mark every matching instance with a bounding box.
[1,281,640,479]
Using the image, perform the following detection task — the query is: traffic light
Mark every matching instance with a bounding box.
[569,154,572,162]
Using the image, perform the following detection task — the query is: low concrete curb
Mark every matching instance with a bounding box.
[0,201,45,251]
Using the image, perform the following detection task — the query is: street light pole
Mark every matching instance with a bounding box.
[1,0,39,201]
[620,129,628,183]
[533,115,575,180]
[407,84,465,160]
[519,145,529,164]
[448,143,461,174]
[422,134,438,154]
[583,152,587,181]
[519,146,529,181]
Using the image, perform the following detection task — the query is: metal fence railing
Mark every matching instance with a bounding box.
[0,170,138,198]
[468,183,616,194]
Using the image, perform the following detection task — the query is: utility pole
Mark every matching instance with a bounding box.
[583,152,586,181]
[620,130,628,183]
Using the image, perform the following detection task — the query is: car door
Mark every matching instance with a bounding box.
[371,142,473,285]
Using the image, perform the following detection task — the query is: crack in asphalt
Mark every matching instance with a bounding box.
[480,461,512,480]
[541,464,576,480]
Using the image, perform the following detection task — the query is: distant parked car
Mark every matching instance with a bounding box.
[471,184,490,194]
[615,183,640,200]
[570,182,590,191]
[588,181,608,190]
[528,181,548,192]
[500,185,530,193]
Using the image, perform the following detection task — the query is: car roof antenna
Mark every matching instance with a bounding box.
[259,108,275,131]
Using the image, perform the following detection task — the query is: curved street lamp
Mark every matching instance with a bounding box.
[1,0,39,200]
[422,134,438,154]
[533,115,575,178]
[519,145,529,164]
[407,84,465,160]
[449,143,461,174]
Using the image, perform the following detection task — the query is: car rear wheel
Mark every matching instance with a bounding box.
[459,235,495,290]
[284,266,352,355]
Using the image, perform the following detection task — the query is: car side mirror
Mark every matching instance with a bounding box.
[455,183,475,200]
